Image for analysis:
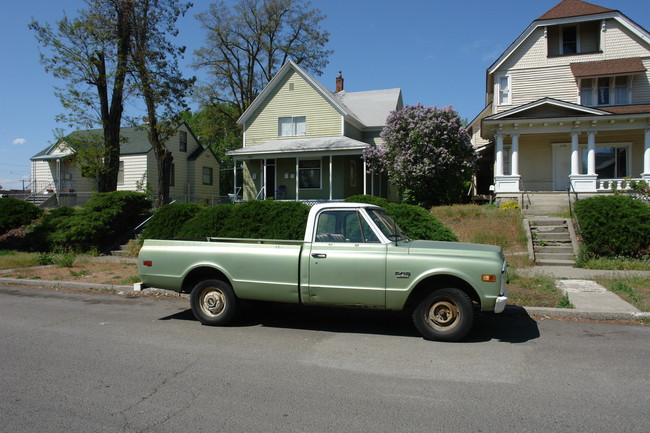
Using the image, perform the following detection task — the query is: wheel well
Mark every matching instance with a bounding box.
[404,275,480,311]
[181,267,230,294]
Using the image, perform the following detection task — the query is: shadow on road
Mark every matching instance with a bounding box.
[159,302,540,343]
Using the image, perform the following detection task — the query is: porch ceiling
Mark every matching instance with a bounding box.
[228,136,369,159]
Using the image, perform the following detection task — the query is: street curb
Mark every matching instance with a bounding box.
[0,277,132,292]
[503,305,650,321]
[1,277,648,321]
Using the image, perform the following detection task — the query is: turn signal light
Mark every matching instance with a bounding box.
[481,274,496,282]
[143,260,153,267]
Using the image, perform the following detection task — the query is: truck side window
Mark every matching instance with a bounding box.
[315,210,365,243]
[359,215,380,243]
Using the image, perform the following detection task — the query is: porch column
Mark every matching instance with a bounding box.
[263,158,267,199]
[295,158,300,201]
[363,158,367,195]
[233,159,238,197]
[329,156,333,201]
[643,128,650,181]
[495,133,504,176]
[510,133,519,176]
[571,131,580,175]
[587,130,597,175]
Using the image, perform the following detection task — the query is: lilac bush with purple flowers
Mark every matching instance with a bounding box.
[364,104,476,207]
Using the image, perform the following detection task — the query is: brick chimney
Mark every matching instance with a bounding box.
[335,71,344,93]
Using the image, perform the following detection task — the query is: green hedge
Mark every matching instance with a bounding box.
[574,195,650,258]
[175,204,235,239]
[22,191,151,252]
[140,203,202,240]
[345,195,457,241]
[0,198,43,235]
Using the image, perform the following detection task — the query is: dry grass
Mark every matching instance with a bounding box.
[430,204,528,255]
[506,270,571,308]
[595,276,650,312]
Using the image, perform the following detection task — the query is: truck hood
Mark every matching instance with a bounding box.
[406,240,503,258]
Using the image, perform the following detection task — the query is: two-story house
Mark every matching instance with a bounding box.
[30,123,220,206]
[470,0,650,198]
[229,60,402,202]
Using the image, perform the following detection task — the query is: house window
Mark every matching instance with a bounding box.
[117,161,124,186]
[581,146,629,178]
[561,26,577,55]
[548,21,600,56]
[298,159,321,189]
[496,75,511,106]
[180,131,187,152]
[170,163,175,187]
[278,116,306,137]
[202,166,213,185]
[580,76,631,106]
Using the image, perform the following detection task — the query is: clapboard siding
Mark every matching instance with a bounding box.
[244,69,342,146]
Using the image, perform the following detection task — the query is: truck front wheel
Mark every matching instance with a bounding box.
[190,279,237,326]
[412,288,474,342]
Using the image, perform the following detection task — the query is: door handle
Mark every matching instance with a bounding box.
[311,253,327,259]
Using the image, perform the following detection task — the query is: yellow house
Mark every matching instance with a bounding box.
[230,60,403,202]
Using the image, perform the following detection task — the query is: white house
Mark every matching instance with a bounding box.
[469,0,650,197]
[30,123,220,206]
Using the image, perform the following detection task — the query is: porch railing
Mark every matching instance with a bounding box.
[596,178,642,191]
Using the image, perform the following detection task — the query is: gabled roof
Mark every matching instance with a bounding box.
[484,98,609,121]
[537,0,614,21]
[487,0,650,75]
[31,123,202,160]
[237,60,401,130]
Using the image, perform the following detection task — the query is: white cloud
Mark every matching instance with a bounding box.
[12,138,26,145]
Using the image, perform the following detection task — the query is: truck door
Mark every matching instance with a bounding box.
[307,209,387,307]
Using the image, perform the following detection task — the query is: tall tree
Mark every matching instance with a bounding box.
[129,0,195,207]
[194,0,332,117]
[364,104,477,207]
[30,0,133,192]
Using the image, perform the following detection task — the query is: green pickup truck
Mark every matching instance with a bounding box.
[138,202,507,341]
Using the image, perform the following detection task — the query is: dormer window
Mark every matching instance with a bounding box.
[580,76,630,106]
[179,130,187,152]
[548,21,600,56]
[496,75,511,106]
[278,116,306,137]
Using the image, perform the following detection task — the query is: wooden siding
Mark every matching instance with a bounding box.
[244,69,342,146]
[117,154,148,192]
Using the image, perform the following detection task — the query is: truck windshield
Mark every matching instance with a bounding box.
[366,209,408,242]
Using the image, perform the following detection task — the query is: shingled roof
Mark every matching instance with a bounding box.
[538,0,615,21]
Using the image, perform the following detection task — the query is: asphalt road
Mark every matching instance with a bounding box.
[1,284,648,433]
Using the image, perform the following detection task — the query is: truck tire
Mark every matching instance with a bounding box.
[412,288,474,342]
[190,279,237,326]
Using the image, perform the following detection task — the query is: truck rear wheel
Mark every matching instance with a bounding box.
[190,279,237,326]
[412,288,474,342]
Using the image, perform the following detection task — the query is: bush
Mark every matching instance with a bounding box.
[21,207,76,252]
[346,195,457,241]
[499,200,520,210]
[56,191,151,251]
[175,204,235,239]
[218,201,310,240]
[0,198,43,235]
[141,202,201,240]
[385,203,458,241]
[574,195,650,258]
[344,195,390,208]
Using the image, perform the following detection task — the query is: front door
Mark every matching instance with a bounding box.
[553,144,571,191]
[265,159,275,199]
[307,209,386,307]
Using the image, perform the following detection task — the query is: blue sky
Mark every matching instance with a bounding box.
[1,0,648,189]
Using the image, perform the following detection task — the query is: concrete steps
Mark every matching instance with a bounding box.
[522,194,571,215]
[528,217,576,266]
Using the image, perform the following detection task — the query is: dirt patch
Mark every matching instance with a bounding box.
[1,260,139,285]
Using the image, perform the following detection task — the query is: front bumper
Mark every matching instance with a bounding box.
[494,296,508,314]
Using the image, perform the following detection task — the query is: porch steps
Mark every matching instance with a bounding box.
[522,193,572,216]
[110,244,132,257]
[528,217,576,266]
[25,194,56,207]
